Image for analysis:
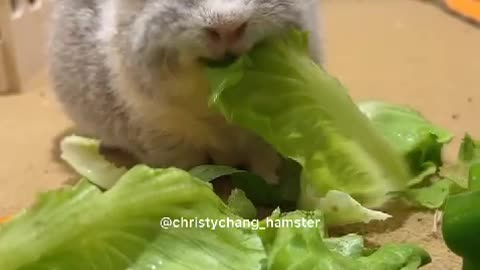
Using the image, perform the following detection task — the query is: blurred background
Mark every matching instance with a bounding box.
[1,0,479,269]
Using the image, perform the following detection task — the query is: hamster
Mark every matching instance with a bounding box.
[48,0,323,183]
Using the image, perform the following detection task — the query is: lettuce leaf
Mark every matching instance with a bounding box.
[0,166,266,270]
[206,30,411,214]
[358,101,453,176]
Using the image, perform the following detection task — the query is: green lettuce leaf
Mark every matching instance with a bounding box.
[324,234,365,258]
[358,101,453,176]
[259,210,431,270]
[60,135,127,189]
[207,30,411,215]
[0,166,266,270]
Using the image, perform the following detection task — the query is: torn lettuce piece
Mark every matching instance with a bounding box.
[408,162,438,187]
[324,234,365,258]
[259,210,431,270]
[458,134,480,162]
[358,101,453,176]
[207,30,411,211]
[316,191,391,226]
[60,135,127,189]
[441,134,480,188]
[227,189,258,219]
[0,166,266,270]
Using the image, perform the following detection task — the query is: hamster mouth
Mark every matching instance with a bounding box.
[199,53,239,68]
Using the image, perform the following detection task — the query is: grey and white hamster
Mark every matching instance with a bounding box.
[48,0,324,183]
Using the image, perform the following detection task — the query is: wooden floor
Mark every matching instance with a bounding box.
[2,0,479,269]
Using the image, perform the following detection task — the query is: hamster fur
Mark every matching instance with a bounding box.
[48,0,323,183]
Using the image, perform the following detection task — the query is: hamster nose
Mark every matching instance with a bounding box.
[205,22,248,45]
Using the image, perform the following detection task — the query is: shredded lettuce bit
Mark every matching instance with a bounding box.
[206,30,411,222]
